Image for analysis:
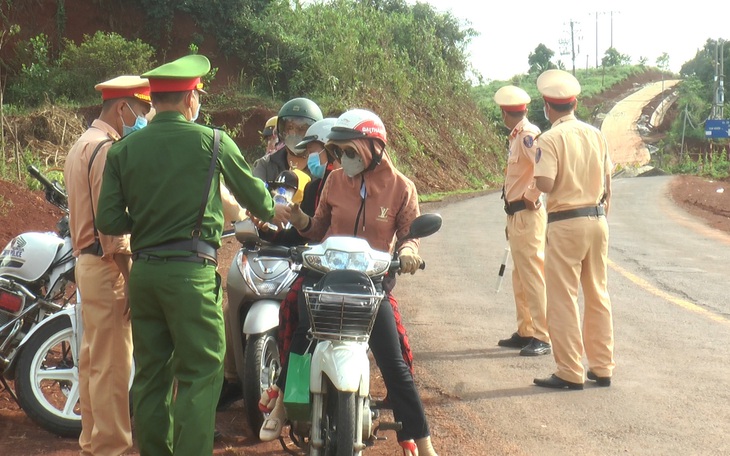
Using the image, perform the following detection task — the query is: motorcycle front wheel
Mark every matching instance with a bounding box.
[15,316,81,438]
[323,386,357,456]
[243,329,280,437]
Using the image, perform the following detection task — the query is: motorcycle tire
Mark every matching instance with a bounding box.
[14,316,81,438]
[242,329,281,437]
[323,386,357,456]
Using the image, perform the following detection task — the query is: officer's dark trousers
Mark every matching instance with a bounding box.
[287,285,430,442]
[128,259,225,456]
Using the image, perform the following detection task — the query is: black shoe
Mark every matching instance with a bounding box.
[587,370,611,387]
[217,379,243,411]
[534,374,584,390]
[497,332,532,349]
[520,339,552,356]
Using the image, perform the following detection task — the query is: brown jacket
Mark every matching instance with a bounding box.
[300,148,419,255]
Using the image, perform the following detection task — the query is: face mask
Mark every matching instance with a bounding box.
[307,151,326,179]
[341,154,366,178]
[285,135,305,155]
[191,102,201,123]
[543,106,550,121]
[122,103,148,136]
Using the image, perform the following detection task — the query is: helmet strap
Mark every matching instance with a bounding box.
[366,139,382,171]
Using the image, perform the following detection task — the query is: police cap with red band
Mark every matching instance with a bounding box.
[537,69,581,104]
[493,85,531,112]
[94,75,151,104]
[142,54,211,93]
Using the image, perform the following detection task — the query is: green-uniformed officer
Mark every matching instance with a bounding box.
[96,54,290,455]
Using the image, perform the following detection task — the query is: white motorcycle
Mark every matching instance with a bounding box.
[0,165,82,437]
[226,219,300,435]
[280,213,442,456]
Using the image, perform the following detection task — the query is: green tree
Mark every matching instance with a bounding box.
[602,47,631,67]
[528,44,555,74]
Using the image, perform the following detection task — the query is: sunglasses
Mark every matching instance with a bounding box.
[329,145,358,161]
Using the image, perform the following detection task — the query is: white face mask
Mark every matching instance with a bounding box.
[543,106,550,121]
[340,154,366,178]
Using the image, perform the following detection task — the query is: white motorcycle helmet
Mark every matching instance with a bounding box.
[295,118,337,151]
[325,109,388,171]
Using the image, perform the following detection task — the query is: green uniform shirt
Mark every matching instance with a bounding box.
[97,111,274,252]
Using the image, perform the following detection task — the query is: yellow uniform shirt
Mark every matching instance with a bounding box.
[504,118,542,203]
[534,114,612,213]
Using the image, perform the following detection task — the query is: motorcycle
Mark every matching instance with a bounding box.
[276,213,442,456]
[0,165,83,437]
[225,218,300,435]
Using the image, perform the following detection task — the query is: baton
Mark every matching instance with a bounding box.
[495,247,511,292]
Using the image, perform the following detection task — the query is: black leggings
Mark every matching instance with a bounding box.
[284,283,430,441]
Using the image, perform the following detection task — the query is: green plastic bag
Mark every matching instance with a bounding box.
[283,352,311,421]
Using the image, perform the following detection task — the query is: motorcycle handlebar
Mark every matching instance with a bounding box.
[27,165,69,212]
[27,165,54,189]
[388,259,426,272]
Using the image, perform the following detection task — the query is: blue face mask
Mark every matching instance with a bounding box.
[307,151,326,179]
[122,103,148,137]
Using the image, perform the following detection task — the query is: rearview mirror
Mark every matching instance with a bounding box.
[406,213,442,240]
[233,218,260,244]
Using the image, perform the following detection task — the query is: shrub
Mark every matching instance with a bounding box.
[55,31,156,104]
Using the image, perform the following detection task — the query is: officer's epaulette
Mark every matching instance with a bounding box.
[203,123,225,130]
[509,126,524,139]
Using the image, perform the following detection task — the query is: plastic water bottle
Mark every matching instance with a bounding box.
[267,187,293,231]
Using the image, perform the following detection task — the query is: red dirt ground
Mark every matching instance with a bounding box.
[0,173,728,455]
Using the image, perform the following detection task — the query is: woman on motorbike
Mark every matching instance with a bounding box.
[260,109,438,456]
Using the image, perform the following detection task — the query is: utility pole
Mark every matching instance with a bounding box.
[560,19,581,75]
[595,12,599,68]
[719,39,725,119]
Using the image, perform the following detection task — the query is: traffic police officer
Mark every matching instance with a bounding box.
[65,75,151,456]
[96,54,289,455]
[493,85,551,357]
[532,69,614,390]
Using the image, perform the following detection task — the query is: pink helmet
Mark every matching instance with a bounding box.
[327,108,387,147]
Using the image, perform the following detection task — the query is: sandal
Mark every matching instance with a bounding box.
[258,385,280,413]
[259,394,286,442]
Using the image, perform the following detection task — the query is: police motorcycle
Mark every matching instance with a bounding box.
[226,215,300,435]
[0,165,82,437]
[274,213,442,456]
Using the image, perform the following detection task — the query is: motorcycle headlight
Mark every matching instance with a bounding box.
[303,249,390,276]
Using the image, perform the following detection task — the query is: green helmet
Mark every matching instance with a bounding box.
[277,97,322,125]
[277,97,323,155]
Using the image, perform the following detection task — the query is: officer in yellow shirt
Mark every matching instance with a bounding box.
[532,69,614,390]
[64,75,151,456]
[493,85,550,357]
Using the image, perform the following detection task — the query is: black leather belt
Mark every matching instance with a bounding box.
[504,200,527,215]
[79,241,103,256]
[134,239,217,262]
[132,252,216,265]
[548,206,605,223]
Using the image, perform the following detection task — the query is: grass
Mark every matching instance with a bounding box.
[419,187,497,203]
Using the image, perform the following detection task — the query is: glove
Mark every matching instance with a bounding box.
[398,248,422,275]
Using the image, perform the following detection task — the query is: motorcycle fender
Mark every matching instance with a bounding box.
[242,299,280,335]
[310,341,369,394]
[4,307,77,378]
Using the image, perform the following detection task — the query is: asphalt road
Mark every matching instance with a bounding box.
[397,175,730,456]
